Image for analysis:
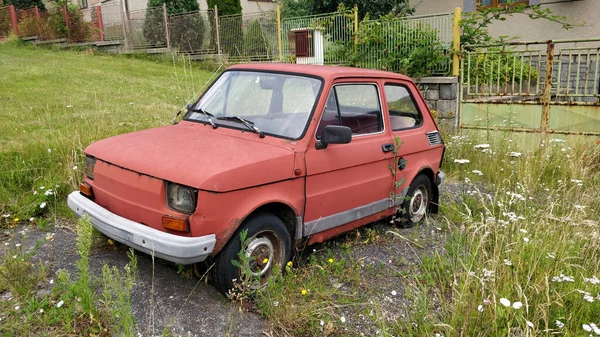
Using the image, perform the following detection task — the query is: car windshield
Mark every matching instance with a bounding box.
[184,70,322,139]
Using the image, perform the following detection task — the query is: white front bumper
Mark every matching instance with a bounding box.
[67,191,215,264]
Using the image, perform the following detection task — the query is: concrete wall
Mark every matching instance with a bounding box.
[409,0,598,42]
[415,77,459,128]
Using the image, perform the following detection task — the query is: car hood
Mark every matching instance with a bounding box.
[85,123,296,192]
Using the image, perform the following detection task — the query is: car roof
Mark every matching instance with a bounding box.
[226,63,413,82]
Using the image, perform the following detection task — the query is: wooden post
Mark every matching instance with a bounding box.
[62,6,71,40]
[214,5,221,55]
[33,6,43,38]
[96,6,105,41]
[276,5,282,61]
[452,7,461,77]
[162,3,170,48]
[9,5,18,36]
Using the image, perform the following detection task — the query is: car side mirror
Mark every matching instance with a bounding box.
[316,125,352,149]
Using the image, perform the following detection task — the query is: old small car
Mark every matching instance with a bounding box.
[68,63,445,291]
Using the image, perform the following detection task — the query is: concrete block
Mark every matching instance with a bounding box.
[439,83,457,100]
[437,100,457,118]
[425,100,437,111]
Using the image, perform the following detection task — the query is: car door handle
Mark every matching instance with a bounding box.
[382,144,394,153]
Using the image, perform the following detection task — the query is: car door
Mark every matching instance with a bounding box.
[383,81,435,203]
[303,80,395,237]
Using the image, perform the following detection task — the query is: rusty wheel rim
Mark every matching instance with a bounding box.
[245,231,284,282]
[409,185,428,223]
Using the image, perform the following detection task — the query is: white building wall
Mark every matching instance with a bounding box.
[409,0,599,42]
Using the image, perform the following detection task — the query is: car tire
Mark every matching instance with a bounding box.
[212,212,292,293]
[398,174,432,227]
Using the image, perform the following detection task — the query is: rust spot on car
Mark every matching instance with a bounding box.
[212,218,242,255]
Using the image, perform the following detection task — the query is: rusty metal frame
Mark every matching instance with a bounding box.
[460,38,600,137]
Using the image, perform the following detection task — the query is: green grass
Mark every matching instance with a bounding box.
[0,39,214,222]
[252,131,600,336]
[1,40,600,336]
[0,217,138,336]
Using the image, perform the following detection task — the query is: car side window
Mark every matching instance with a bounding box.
[316,84,383,139]
[385,84,423,131]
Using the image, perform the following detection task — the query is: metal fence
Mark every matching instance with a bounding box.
[460,39,600,136]
[281,10,354,65]
[101,1,124,41]
[356,13,453,75]
[218,10,277,61]
[0,2,458,76]
[169,9,215,55]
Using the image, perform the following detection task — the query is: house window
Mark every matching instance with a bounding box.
[80,0,88,8]
[477,0,528,7]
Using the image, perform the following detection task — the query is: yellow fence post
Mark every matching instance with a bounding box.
[452,7,461,76]
[277,6,283,62]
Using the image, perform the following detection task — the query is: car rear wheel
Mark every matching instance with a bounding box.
[399,174,432,227]
[212,213,291,293]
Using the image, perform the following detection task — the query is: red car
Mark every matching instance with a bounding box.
[68,64,445,291]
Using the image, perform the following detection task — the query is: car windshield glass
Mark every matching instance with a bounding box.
[184,70,322,139]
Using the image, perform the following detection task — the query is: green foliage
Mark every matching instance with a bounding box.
[0,217,139,336]
[206,0,241,16]
[277,0,310,18]
[3,0,45,11]
[286,0,413,19]
[101,249,138,337]
[465,49,538,85]
[347,15,447,77]
[219,15,243,57]
[169,13,206,53]
[243,20,270,60]
[143,0,201,49]
[0,4,11,37]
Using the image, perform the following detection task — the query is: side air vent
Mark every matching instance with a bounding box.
[426,131,443,146]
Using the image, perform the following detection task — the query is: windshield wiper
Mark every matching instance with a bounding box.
[187,105,217,129]
[217,116,265,138]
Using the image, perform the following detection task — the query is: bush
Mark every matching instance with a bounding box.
[464,49,538,86]
[347,15,447,77]
[243,20,270,60]
[169,12,205,53]
[143,0,201,49]
[219,15,243,57]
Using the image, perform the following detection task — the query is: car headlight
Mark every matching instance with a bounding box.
[84,155,96,180]
[166,182,197,214]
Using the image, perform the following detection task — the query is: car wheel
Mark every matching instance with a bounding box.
[213,212,291,293]
[399,174,432,227]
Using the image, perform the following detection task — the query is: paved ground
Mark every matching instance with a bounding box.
[1,223,267,337]
[0,185,458,336]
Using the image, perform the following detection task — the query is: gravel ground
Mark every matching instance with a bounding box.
[0,184,461,336]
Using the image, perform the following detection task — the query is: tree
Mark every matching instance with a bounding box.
[3,0,45,11]
[206,0,241,16]
[279,0,413,20]
[207,0,242,57]
[143,0,205,51]
[244,20,271,60]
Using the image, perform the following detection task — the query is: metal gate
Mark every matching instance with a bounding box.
[459,38,600,137]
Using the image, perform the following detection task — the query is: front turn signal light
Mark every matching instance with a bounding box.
[162,216,188,232]
[79,182,94,199]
